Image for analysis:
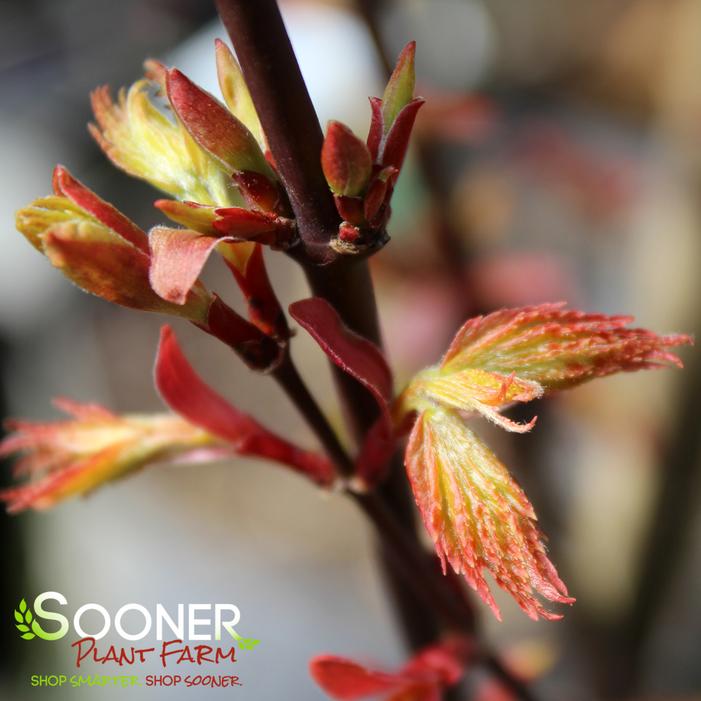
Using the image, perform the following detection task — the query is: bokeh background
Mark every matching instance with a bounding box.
[0,0,699,699]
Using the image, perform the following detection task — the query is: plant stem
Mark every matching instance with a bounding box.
[215,3,537,699]
[272,353,354,476]
[215,0,338,263]
[216,0,445,651]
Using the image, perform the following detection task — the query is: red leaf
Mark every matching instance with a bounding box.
[363,167,398,226]
[232,170,281,212]
[333,195,365,226]
[354,417,396,487]
[381,98,425,172]
[213,207,295,247]
[322,121,372,196]
[149,226,290,342]
[289,298,395,483]
[366,97,384,162]
[289,298,392,404]
[401,638,473,686]
[52,166,148,253]
[309,657,402,700]
[310,637,471,701]
[154,326,334,485]
[166,68,270,176]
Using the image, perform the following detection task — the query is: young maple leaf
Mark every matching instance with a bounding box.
[398,303,692,620]
[310,636,471,701]
[0,326,334,514]
[0,399,222,513]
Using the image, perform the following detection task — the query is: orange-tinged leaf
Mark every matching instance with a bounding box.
[53,165,148,252]
[45,223,209,320]
[16,169,210,321]
[155,199,218,235]
[441,303,691,390]
[403,368,542,433]
[405,409,574,621]
[0,401,221,513]
[89,81,236,205]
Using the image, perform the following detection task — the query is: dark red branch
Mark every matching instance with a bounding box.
[215,0,491,679]
[215,0,339,262]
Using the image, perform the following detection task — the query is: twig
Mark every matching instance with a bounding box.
[215,0,449,653]
[215,3,538,699]
[272,353,354,476]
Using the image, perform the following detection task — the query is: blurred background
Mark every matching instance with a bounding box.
[0,0,699,699]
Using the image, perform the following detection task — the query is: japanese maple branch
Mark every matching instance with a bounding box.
[215,6,542,700]
[214,0,457,650]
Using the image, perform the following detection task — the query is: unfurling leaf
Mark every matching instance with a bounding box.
[441,303,692,389]
[406,409,574,621]
[322,122,372,197]
[16,167,210,321]
[154,199,219,235]
[89,80,235,206]
[310,636,471,701]
[381,41,416,134]
[398,303,690,620]
[0,399,223,513]
[215,39,265,146]
[166,68,272,179]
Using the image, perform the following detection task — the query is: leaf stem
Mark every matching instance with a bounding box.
[272,352,354,476]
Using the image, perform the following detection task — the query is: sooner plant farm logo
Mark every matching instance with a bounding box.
[14,598,42,640]
[13,592,259,691]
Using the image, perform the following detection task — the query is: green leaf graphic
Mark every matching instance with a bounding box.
[15,598,36,640]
